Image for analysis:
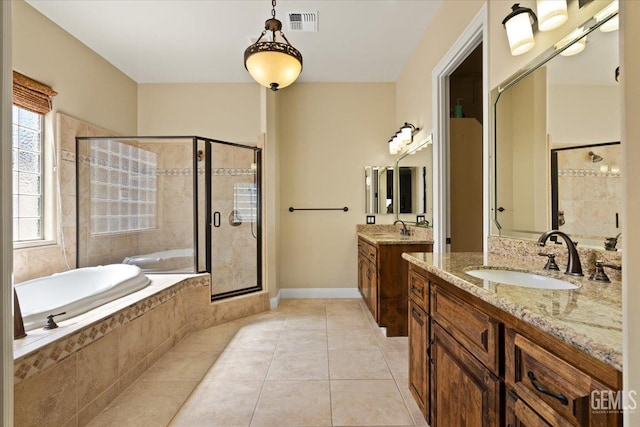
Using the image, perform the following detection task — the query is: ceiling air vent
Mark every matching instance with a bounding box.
[286,11,318,32]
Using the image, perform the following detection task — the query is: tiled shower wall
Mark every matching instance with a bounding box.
[556,144,622,248]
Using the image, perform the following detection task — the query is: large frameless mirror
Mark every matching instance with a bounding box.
[492,7,620,249]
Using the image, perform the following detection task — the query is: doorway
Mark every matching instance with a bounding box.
[432,5,488,254]
[448,44,483,252]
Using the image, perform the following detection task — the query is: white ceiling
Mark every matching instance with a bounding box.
[26,0,443,84]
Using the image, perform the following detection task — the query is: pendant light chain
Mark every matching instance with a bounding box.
[272,0,276,19]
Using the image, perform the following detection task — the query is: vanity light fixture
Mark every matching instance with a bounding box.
[556,27,587,56]
[595,0,619,32]
[388,123,420,155]
[536,0,568,32]
[502,3,538,56]
[244,0,303,91]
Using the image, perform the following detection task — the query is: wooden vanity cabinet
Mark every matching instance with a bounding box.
[505,328,621,427]
[408,267,623,427]
[431,322,502,427]
[358,237,432,336]
[408,266,430,421]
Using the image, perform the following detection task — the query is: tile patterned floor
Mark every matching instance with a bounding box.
[87,298,427,427]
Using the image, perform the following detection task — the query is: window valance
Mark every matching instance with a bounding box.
[13,71,58,115]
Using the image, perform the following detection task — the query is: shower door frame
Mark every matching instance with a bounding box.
[75,136,263,301]
[204,138,263,301]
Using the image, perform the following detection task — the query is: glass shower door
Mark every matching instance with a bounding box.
[209,141,261,300]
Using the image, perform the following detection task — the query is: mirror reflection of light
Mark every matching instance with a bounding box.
[595,1,619,32]
[556,27,587,56]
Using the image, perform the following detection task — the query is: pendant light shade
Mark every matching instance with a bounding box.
[502,4,538,56]
[536,0,568,32]
[244,1,303,91]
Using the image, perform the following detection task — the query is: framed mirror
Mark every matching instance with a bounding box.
[492,7,619,248]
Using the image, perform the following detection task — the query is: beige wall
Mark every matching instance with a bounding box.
[549,85,621,145]
[396,0,484,137]
[12,0,137,135]
[276,83,396,289]
[621,0,640,422]
[137,83,260,142]
[12,0,137,281]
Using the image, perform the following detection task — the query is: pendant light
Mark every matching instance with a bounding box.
[536,0,568,32]
[244,0,303,91]
[502,4,538,56]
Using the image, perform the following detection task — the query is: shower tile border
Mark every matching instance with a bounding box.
[14,274,209,384]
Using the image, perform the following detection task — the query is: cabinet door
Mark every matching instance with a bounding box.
[357,254,365,296]
[431,323,501,427]
[506,390,562,427]
[409,300,429,422]
[368,260,378,320]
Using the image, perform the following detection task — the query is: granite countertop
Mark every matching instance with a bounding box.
[357,225,433,246]
[402,252,622,371]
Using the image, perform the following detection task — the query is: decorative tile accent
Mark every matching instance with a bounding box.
[14,275,208,383]
[60,149,75,162]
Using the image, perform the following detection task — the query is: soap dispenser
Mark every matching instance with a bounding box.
[454,98,463,118]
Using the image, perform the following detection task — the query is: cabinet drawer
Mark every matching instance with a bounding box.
[506,329,619,426]
[431,285,500,372]
[358,238,377,264]
[506,389,572,427]
[408,267,429,311]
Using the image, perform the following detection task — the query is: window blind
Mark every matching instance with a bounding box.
[13,71,58,115]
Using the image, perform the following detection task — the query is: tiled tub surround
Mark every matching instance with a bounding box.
[402,251,622,370]
[13,274,270,427]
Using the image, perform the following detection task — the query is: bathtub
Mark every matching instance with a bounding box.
[14,264,150,331]
[123,248,194,272]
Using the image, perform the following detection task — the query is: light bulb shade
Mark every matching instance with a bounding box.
[595,1,619,32]
[503,4,537,56]
[536,0,568,32]
[245,41,303,90]
[556,27,586,56]
[400,127,412,145]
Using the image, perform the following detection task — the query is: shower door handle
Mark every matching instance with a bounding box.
[213,211,221,228]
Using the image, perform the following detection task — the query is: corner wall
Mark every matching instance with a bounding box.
[12,0,138,281]
[276,83,396,289]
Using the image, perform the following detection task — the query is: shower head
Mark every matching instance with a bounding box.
[589,151,603,163]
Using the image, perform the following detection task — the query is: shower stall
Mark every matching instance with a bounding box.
[76,136,262,300]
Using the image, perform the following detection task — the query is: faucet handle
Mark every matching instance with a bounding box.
[538,252,560,271]
[589,260,611,283]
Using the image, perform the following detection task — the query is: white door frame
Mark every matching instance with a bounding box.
[432,5,489,254]
[1,1,14,424]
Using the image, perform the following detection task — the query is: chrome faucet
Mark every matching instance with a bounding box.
[393,219,410,236]
[537,230,583,276]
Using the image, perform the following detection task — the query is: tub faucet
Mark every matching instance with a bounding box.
[394,219,410,236]
[537,230,583,276]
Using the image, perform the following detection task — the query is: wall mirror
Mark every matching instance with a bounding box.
[364,135,432,222]
[493,7,620,249]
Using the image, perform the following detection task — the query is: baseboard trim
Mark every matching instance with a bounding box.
[270,290,282,309]
[279,287,361,299]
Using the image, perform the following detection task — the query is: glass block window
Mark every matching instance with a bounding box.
[90,140,158,234]
[233,182,258,223]
[12,106,44,242]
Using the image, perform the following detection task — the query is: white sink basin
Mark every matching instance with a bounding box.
[465,269,579,290]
